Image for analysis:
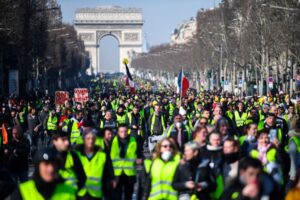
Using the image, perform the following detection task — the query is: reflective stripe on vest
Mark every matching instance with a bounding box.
[110,136,137,176]
[150,114,166,135]
[234,111,247,127]
[47,115,58,131]
[100,120,117,130]
[19,180,76,200]
[77,151,106,198]
[149,158,179,200]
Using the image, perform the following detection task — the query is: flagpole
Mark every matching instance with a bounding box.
[179,67,183,107]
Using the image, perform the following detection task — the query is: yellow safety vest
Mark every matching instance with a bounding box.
[59,152,78,190]
[77,150,106,198]
[150,114,166,135]
[47,115,58,131]
[116,114,127,125]
[19,180,76,200]
[166,124,192,140]
[110,136,137,176]
[148,158,180,200]
[234,111,247,127]
[127,112,143,136]
[70,120,81,144]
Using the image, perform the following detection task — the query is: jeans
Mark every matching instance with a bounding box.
[114,174,136,200]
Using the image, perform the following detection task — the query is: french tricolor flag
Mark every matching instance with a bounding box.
[123,59,135,93]
[177,68,189,97]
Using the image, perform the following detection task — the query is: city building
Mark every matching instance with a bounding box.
[171,18,197,45]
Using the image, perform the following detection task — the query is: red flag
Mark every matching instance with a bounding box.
[181,75,189,97]
[2,123,8,144]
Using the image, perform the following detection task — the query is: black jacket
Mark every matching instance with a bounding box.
[200,145,223,174]
[0,166,16,200]
[4,136,30,172]
[172,158,216,199]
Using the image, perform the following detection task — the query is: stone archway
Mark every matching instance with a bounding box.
[74,6,144,75]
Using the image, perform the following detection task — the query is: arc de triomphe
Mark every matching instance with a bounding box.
[74,6,144,74]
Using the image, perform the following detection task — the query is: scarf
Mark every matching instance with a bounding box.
[258,144,271,165]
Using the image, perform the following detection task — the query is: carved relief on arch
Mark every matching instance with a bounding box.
[96,30,122,41]
[79,33,95,42]
[124,32,139,41]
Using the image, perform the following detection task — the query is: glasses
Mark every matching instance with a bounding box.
[162,144,172,148]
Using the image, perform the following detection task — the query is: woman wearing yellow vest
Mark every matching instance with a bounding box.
[11,147,76,200]
[249,130,284,186]
[75,129,116,200]
[143,138,180,200]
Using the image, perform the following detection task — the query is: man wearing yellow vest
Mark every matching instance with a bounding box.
[76,129,116,200]
[111,124,142,200]
[62,110,83,145]
[233,101,247,135]
[51,130,86,192]
[126,105,144,137]
[99,110,117,135]
[116,105,128,126]
[148,104,166,152]
[45,107,59,146]
[126,105,145,149]
[11,147,76,200]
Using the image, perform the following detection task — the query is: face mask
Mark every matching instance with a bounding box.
[224,152,239,163]
[161,151,172,161]
[175,122,182,128]
[247,135,256,143]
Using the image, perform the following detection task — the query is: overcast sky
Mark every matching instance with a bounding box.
[57,0,221,72]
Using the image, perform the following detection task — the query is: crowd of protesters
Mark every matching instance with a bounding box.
[0,83,300,200]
